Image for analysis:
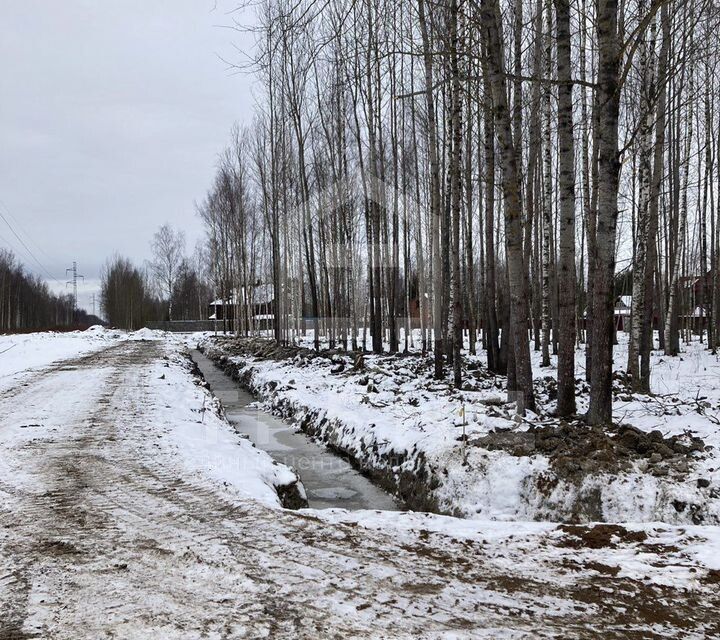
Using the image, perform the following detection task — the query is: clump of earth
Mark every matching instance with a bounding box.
[471,421,708,479]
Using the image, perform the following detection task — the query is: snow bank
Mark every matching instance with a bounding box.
[151,349,306,508]
[128,327,166,341]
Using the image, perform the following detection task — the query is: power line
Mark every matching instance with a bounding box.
[0,199,56,266]
[0,221,58,284]
[0,205,63,287]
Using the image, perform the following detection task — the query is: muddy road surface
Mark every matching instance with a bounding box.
[0,339,717,639]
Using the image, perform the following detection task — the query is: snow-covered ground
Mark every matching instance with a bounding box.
[0,328,300,509]
[200,332,720,525]
[0,326,117,393]
[1,328,719,637]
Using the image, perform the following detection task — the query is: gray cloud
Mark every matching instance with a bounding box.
[0,0,256,312]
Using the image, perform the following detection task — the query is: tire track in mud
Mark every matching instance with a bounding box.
[1,338,718,639]
[0,340,157,639]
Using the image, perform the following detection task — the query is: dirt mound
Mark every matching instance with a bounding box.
[214,336,317,361]
[472,421,707,478]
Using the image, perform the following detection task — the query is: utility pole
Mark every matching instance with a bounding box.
[66,261,84,316]
[91,293,96,317]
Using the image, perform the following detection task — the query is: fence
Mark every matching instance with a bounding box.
[145,320,217,333]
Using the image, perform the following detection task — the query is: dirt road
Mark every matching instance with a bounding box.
[0,339,717,639]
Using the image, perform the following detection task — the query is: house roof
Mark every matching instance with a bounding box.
[582,295,632,317]
[618,295,632,309]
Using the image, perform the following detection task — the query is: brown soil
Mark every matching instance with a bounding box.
[472,421,706,479]
[557,524,648,549]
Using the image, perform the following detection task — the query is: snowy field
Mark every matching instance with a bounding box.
[0,327,117,393]
[0,328,719,637]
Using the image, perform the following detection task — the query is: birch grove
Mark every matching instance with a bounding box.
[195,0,720,421]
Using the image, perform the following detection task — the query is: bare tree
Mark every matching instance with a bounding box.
[150,223,186,322]
[479,0,535,413]
[587,0,621,426]
[555,0,577,416]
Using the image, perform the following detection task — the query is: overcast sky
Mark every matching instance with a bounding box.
[0,0,256,313]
